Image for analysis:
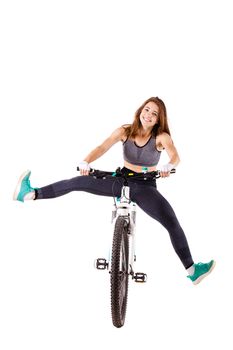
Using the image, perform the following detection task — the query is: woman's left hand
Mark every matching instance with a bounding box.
[160,163,174,178]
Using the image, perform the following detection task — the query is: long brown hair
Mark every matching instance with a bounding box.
[123,97,171,139]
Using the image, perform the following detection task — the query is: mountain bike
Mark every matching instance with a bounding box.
[77,166,175,328]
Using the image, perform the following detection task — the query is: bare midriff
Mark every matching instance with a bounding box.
[124,160,157,173]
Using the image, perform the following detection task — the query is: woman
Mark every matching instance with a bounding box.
[13,96,215,284]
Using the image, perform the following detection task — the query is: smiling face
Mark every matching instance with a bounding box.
[139,101,159,130]
[128,97,170,140]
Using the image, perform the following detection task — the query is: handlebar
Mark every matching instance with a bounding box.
[76,166,176,179]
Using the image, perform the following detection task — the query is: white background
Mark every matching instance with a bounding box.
[0,0,232,349]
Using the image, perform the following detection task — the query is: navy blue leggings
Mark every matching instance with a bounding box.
[36,173,194,269]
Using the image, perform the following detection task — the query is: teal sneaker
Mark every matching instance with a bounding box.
[187,260,216,285]
[13,170,36,202]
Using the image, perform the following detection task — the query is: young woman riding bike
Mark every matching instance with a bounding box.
[13,96,215,285]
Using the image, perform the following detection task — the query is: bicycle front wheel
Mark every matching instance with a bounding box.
[111,216,129,328]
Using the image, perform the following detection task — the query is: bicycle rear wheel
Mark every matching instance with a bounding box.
[111,216,129,328]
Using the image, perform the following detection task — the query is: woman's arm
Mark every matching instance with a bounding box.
[79,127,125,175]
[157,132,180,177]
[159,132,180,166]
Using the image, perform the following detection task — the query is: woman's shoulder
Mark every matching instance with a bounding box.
[155,132,172,151]
[120,124,131,142]
[110,125,129,142]
[121,123,131,130]
[156,131,171,142]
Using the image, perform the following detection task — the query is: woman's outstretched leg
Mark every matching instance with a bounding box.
[13,170,123,202]
[132,184,194,269]
[132,184,215,284]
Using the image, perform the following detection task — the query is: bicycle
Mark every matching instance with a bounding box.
[77,166,175,328]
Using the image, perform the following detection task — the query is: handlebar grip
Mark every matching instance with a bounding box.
[77,166,94,172]
[155,168,176,178]
[157,168,176,173]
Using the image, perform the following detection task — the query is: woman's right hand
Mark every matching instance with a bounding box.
[78,161,90,176]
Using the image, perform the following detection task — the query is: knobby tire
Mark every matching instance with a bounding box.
[111,216,129,328]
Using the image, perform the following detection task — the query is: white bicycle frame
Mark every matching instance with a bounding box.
[110,184,137,276]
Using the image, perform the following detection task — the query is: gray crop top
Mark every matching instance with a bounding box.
[122,136,161,167]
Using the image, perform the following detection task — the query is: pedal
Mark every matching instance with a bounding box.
[134,272,147,283]
[94,258,108,270]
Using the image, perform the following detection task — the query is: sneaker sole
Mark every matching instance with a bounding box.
[13,170,31,201]
[193,260,216,285]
